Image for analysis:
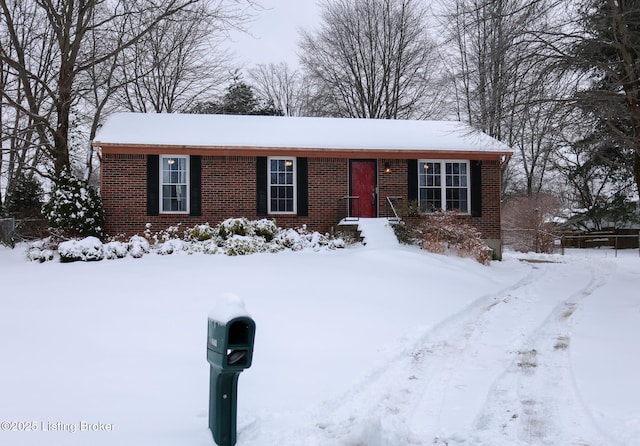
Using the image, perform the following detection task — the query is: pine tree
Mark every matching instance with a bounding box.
[570,0,640,194]
[42,172,105,238]
[2,173,44,219]
[191,79,283,116]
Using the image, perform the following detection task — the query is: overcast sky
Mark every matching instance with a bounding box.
[228,0,321,69]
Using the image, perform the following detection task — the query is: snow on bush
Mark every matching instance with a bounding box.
[276,225,345,251]
[104,241,128,260]
[128,235,150,259]
[253,218,279,241]
[58,236,104,262]
[26,238,55,263]
[26,219,345,262]
[157,238,187,255]
[184,223,216,241]
[396,212,492,265]
[218,217,252,239]
[41,172,104,238]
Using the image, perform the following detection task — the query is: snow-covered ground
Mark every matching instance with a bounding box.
[1,219,639,446]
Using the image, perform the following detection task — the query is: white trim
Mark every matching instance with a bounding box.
[418,159,470,214]
[160,155,190,214]
[267,156,297,215]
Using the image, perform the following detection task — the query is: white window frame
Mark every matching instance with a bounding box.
[268,156,296,214]
[160,155,189,214]
[418,160,470,214]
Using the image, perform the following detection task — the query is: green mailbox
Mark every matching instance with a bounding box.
[207,314,255,446]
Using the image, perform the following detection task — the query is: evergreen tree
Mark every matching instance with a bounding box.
[42,172,105,238]
[570,0,640,194]
[191,79,283,116]
[2,173,44,219]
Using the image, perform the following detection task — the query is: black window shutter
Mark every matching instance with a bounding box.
[407,159,418,202]
[256,157,267,216]
[190,155,202,217]
[471,160,482,217]
[147,155,159,216]
[296,157,308,216]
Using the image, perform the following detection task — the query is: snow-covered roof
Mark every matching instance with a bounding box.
[93,112,513,155]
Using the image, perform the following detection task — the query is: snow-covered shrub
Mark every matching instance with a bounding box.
[223,236,261,256]
[157,238,187,255]
[253,219,279,241]
[58,236,104,262]
[128,235,150,258]
[275,225,344,251]
[104,241,128,260]
[185,223,217,241]
[42,172,104,238]
[143,223,182,245]
[401,212,492,265]
[27,247,54,262]
[26,238,56,263]
[26,218,345,263]
[218,217,252,239]
[200,239,219,255]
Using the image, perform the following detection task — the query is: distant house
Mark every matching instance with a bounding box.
[93,113,512,257]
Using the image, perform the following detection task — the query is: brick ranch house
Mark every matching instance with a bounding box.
[93,113,512,257]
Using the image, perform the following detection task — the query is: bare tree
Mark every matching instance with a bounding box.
[248,62,308,116]
[1,0,258,195]
[1,0,202,176]
[502,192,563,253]
[115,1,246,113]
[0,0,56,204]
[439,0,570,195]
[299,0,448,119]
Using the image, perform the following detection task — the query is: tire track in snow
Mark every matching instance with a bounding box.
[306,263,545,445]
[467,260,617,446]
[406,261,575,444]
[307,259,618,446]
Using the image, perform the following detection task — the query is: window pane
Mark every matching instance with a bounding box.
[161,156,188,213]
[419,160,469,213]
[446,188,468,212]
[268,158,296,213]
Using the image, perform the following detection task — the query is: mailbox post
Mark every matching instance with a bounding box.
[207,305,255,446]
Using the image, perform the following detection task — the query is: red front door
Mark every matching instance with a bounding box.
[350,160,377,218]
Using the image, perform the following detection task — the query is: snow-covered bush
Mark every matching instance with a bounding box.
[218,217,252,239]
[42,172,104,238]
[26,238,56,263]
[143,223,181,245]
[104,241,128,260]
[58,237,104,262]
[276,225,345,251]
[128,235,150,259]
[398,212,492,265]
[157,238,187,255]
[185,223,217,241]
[253,219,279,241]
[26,218,345,263]
[223,236,262,256]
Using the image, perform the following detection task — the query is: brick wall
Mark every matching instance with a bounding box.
[101,153,503,241]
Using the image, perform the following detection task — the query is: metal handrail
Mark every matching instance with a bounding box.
[386,196,402,223]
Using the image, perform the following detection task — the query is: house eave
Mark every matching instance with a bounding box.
[94,143,510,161]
